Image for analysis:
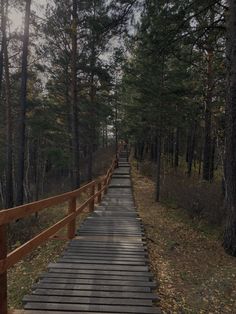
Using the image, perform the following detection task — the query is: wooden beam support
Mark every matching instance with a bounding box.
[0,224,7,314]
[97,182,102,204]
[67,197,76,240]
[89,184,95,212]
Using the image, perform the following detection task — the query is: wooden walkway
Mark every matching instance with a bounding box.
[22,152,160,313]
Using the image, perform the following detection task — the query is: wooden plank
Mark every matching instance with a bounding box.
[89,184,95,212]
[41,272,150,282]
[47,268,153,277]
[0,224,7,314]
[57,258,146,266]
[69,240,144,246]
[40,277,155,287]
[67,197,76,239]
[64,249,146,256]
[75,235,144,242]
[62,254,147,261]
[33,282,151,292]
[23,295,153,306]
[78,229,143,234]
[64,250,146,257]
[17,311,150,314]
[65,248,147,256]
[79,227,142,232]
[66,246,146,252]
[33,288,157,299]
[77,233,145,238]
[48,263,148,272]
[24,302,159,313]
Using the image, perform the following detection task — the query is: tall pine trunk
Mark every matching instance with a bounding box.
[71,0,80,188]
[4,1,13,208]
[0,0,5,97]
[223,0,236,256]
[16,0,31,205]
[174,128,179,169]
[187,121,197,177]
[156,130,162,202]
[203,49,213,181]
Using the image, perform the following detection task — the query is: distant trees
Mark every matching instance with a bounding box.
[0,0,136,208]
[16,0,31,205]
[121,0,225,195]
[223,0,236,256]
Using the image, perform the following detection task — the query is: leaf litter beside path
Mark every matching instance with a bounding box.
[132,167,236,314]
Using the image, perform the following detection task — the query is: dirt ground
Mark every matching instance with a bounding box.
[132,167,236,314]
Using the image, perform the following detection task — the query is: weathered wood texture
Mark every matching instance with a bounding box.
[0,157,118,314]
[22,151,161,313]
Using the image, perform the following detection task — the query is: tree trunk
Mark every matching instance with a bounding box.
[202,48,213,181]
[15,0,31,206]
[0,0,5,99]
[223,0,236,256]
[156,130,162,202]
[71,0,80,189]
[174,128,179,169]
[209,136,216,182]
[4,9,13,208]
[187,121,197,177]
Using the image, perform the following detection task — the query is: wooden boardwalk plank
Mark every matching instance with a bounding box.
[33,282,151,292]
[48,262,148,271]
[41,272,151,281]
[23,152,160,313]
[23,295,153,306]
[24,302,160,313]
[40,277,156,287]
[57,258,147,266]
[47,268,153,277]
[32,289,158,300]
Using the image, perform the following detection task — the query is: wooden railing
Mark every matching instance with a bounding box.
[0,157,118,314]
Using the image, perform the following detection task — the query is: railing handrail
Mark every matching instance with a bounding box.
[0,148,123,314]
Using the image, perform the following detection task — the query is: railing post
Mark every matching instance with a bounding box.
[89,183,95,212]
[97,182,102,204]
[67,197,76,240]
[0,224,7,314]
[104,173,109,194]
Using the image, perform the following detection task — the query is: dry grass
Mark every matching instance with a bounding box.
[132,165,236,314]
[140,160,224,227]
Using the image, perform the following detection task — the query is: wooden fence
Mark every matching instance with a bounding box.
[0,157,118,314]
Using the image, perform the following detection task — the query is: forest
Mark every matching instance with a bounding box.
[0,0,235,289]
[0,0,236,312]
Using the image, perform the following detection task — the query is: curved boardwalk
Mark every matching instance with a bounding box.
[23,152,160,313]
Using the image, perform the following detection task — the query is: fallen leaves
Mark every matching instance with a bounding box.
[132,166,236,314]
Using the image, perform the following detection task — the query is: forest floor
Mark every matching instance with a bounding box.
[132,165,236,314]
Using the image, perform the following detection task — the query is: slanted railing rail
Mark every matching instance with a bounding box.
[0,155,119,314]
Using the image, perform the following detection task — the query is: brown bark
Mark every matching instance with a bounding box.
[223,0,236,256]
[202,49,213,181]
[187,121,197,177]
[4,1,13,208]
[16,0,31,205]
[174,128,179,169]
[0,0,5,97]
[87,1,97,182]
[156,130,162,202]
[71,0,80,188]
